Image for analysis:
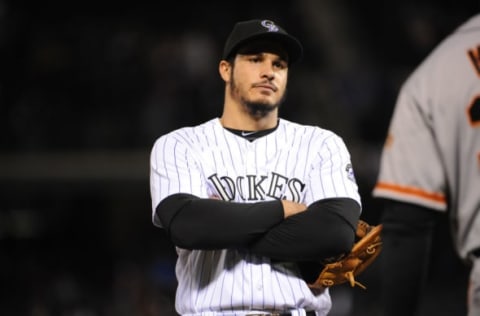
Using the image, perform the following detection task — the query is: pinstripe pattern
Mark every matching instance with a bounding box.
[150,118,361,315]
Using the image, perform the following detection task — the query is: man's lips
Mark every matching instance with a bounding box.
[253,83,277,92]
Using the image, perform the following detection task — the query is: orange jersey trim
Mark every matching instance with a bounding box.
[375,181,446,204]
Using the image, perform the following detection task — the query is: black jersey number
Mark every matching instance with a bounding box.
[468,95,480,166]
[468,95,480,126]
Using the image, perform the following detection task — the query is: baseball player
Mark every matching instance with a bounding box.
[372,13,480,316]
[150,19,362,316]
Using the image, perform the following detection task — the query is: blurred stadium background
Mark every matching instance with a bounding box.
[0,0,477,315]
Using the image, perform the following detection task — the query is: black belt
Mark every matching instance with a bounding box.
[247,312,316,316]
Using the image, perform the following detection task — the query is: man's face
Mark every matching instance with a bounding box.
[229,40,289,118]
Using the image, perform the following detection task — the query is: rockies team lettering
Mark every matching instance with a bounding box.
[208,172,305,202]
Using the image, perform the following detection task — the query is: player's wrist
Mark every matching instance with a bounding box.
[281,200,307,218]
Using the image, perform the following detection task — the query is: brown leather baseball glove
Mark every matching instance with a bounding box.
[308,220,383,290]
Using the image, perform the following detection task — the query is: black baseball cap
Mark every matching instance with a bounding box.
[222,19,303,65]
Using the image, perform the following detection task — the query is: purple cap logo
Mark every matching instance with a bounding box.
[261,20,279,32]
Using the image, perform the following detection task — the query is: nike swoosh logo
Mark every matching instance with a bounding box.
[241,131,256,136]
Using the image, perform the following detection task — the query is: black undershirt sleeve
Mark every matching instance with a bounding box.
[156,193,361,266]
[156,193,284,250]
[378,199,439,316]
[249,197,361,261]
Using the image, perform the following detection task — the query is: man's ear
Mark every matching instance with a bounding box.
[219,60,232,82]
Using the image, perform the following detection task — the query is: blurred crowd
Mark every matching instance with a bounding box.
[0,0,477,315]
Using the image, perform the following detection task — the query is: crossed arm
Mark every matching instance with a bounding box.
[156,193,360,261]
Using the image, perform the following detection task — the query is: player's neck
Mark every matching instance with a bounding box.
[220,114,277,131]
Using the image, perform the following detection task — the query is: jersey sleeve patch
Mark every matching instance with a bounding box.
[345,163,356,183]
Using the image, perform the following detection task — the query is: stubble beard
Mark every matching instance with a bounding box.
[230,75,286,120]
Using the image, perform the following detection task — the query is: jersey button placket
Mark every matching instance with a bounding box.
[245,143,256,174]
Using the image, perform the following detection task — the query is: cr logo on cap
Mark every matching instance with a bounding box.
[261,20,279,32]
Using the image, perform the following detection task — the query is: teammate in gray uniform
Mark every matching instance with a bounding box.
[150,19,362,316]
[372,13,480,316]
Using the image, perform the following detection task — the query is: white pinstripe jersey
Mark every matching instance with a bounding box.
[150,117,362,316]
[373,14,480,260]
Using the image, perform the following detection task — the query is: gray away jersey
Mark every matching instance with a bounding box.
[150,118,361,316]
[373,14,480,260]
